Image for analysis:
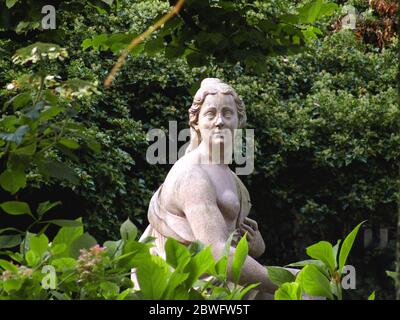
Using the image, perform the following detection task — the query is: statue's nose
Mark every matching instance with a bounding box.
[215,114,224,128]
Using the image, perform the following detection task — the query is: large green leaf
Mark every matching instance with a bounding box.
[12,142,36,156]
[36,201,62,218]
[50,244,67,255]
[41,219,82,228]
[103,240,123,258]
[0,201,32,217]
[266,266,296,286]
[339,221,365,272]
[306,241,335,272]
[307,0,322,23]
[213,231,236,277]
[37,159,79,184]
[317,3,339,19]
[20,232,34,255]
[29,233,49,259]
[162,271,190,299]
[214,256,228,278]
[3,279,23,293]
[0,169,26,195]
[136,256,171,299]
[6,0,18,9]
[25,250,39,267]
[38,106,63,123]
[0,259,18,273]
[0,125,29,145]
[58,139,80,150]
[232,234,248,284]
[234,283,261,300]
[120,218,137,241]
[116,239,151,269]
[165,238,191,271]
[184,246,215,287]
[286,259,325,268]
[100,281,120,299]
[332,239,341,266]
[187,240,206,256]
[69,233,97,258]
[51,258,77,272]
[52,219,84,257]
[274,282,302,300]
[298,0,322,23]
[298,264,333,300]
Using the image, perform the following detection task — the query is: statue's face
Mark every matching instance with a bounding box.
[195,93,238,148]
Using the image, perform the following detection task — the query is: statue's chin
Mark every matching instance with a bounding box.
[212,137,225,145]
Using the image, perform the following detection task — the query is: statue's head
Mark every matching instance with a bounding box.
[185,78,246,154]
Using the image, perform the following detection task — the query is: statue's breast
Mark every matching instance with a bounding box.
[216,189,240,223]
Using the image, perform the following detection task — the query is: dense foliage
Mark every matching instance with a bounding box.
[0,0,398,299]
[0,216,259,300]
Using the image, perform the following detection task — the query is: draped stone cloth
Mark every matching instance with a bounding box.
[131,171,252,291]
[138,171,252,259]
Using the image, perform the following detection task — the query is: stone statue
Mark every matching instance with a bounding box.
[138,78,280,299]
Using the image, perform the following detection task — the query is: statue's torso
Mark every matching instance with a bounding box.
[160,151,241,233]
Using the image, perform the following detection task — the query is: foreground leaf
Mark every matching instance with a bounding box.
[136,256,170,299]
[165,238,191,271]
[120,218,137,241]
[266,266,296,286]
[0,234,22,249]
[232,235,248,284]
[69,233,97,258]
[275,282,302,300]
[298,264,333,300]
[339,221,366,272]
[0,201,32,217]
[306,241,335,272]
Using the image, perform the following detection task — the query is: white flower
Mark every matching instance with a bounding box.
[31,47,38,54]
[6,83,15,90]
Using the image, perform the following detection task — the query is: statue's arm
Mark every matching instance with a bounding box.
[175,166,277,294]
[251,230,266,257]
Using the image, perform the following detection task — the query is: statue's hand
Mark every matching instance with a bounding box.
[239,217,259,245]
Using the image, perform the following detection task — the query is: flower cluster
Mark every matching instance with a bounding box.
[76,245,105,282]
[5,80,20,90]
[0,265,33,281]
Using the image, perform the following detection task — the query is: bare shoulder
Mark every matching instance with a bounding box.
[161,156,216,210]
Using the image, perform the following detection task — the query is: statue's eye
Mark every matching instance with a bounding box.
[205,111,215,118]
[224,110,233,117]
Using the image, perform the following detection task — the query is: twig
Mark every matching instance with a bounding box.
[104,0,185,88]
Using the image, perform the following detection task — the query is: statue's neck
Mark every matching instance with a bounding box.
[197,141,233,166]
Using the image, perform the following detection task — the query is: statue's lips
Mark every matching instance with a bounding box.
[212,130,229,136]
